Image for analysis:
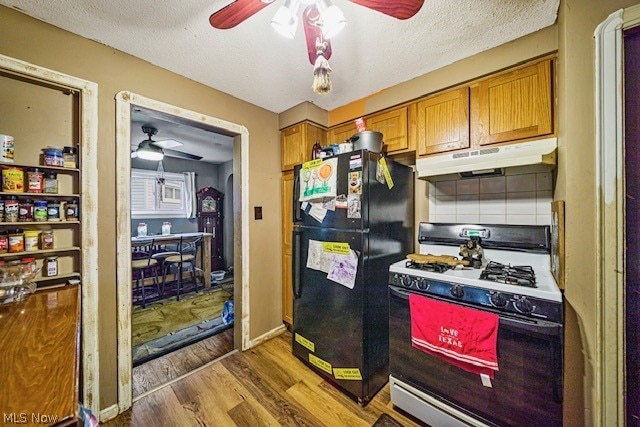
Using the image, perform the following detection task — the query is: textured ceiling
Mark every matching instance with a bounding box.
[0,0,559,113]
[131,107,234,164]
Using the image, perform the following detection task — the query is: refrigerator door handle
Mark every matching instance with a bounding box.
[293,229,302,299]
[293,171,302,222]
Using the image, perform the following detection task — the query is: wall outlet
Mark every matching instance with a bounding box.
[254,206,263,220]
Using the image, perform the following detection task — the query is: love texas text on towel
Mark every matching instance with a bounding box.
[409,293,499,379]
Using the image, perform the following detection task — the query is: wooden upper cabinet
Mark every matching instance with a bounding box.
[327,122,357,145]
[281,124,304,171]
[367,106,409,153]
[416,87,470,156]
[476,59,553,146]
[281,122,326,171]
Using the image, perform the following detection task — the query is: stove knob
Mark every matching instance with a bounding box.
[416,278,428,290]
[515,297,534,314]
[402,275,413,288]
[490,292,507,307]
[392,274,400,285]
[450,284,464,299]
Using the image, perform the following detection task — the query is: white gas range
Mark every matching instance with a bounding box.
[388,223,564,427]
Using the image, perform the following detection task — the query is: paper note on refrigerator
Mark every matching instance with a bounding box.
[327,250,358,289]
[299,158,338,202]
[309,202,328,222]
[307,240,333,273]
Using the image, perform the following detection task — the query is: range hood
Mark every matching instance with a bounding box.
[416,138,557,179]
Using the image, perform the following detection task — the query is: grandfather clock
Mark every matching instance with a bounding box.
[196,187,224,271]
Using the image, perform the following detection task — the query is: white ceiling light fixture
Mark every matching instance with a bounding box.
[270,0,300,39]
[271,0,346,40]
[136,126,164,161]
[316,0,346,39]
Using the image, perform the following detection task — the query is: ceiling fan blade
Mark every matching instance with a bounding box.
[163,148,203,161]
[347,0,424,19]
[209,0,275,29]
[303,4,332,65]
[153,139,183,149]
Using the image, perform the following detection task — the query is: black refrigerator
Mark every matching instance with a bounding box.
[292,149,414,405]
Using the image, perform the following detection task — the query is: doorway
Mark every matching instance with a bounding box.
[115,92,250,411]
[127,107,236,397]
[624,25,640,425]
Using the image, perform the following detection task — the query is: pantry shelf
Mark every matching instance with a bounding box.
[0,163,80,174]
[0,246,81,258]
[0,221,80,225]
[0,191,80,198]
[33,272,81,284]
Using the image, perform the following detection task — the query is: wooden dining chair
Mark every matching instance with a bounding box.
[131,238,160,308]
[162,235,203,300]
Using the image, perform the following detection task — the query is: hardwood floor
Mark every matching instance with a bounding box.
[132,327,234,398]
[106,331,424,426]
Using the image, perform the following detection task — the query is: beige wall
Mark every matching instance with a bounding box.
[279,101,329,129]
[557,1,638,425]
[0,6,283,409]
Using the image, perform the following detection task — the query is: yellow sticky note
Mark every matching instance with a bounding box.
[322,242,350,255]
[333,368,363,381]
[303,159,323,170]
[379,157,394,189]
[295,333,315,352]
[309,354,333,374]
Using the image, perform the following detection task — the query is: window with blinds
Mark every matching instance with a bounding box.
[131,169,189,218]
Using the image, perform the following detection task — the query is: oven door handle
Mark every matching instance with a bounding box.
[389,285,410,300]
[389,285,562,337]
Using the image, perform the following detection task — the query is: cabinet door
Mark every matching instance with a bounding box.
[367,106,409,153]
[327,122,357,145]
[476,59,553,145]
[281,171,294,325]
[417,87,470,156]
[281,124,305,171]
[303,123,326,164]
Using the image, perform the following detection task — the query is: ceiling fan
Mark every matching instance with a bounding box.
[131,126,203,161]
[209,0,424,93]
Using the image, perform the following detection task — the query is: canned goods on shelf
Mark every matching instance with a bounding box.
[4,196,19,222]
[27,168,44,193]
[2,166,24,193]
[43,172,58,194]
[47,200,61,221]
[8,228,24,253]
[62,146,77,168]
[43,147,63,167]
[24,230,40,252]
[44,255,58,277]
[0,231,8,254]
[33,200,48,222]
[1,134,15,163]
[40,230,54,250]
[64,201,78,220]
[18,199,33,222]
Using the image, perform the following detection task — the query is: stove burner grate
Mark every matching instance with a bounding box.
[480,261,537,288]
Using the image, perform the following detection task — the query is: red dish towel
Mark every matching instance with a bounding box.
[409,293,499,378]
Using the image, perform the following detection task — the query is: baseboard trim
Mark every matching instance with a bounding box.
[248,325,286,349]
[99,404,119,422]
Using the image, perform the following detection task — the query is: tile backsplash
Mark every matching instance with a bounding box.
[428,172,553,225]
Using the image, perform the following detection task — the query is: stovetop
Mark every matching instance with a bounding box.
[389,244,562,323]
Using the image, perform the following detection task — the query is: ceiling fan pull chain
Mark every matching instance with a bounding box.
[312,37,332,94]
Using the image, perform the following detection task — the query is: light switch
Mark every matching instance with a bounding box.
[254,206,263,220]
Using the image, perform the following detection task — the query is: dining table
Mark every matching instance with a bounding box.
[131,232,214,288]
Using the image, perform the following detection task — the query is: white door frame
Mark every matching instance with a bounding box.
[595,5,640,424]
[114,92,250,412]
[0,54,100,415]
